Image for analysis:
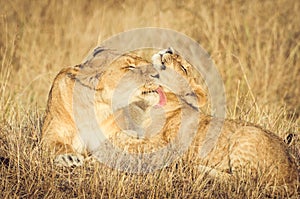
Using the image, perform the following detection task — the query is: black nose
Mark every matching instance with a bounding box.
[166,47,173,54]
[150,73,160,79]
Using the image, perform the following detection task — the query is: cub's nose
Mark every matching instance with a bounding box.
[165,47,174,54]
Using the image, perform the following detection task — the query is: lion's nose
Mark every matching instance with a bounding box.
[150,73,160,79]
[165,47,174,54]
[143,65,160,79]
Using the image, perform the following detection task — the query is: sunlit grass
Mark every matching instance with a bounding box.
[0,0,299,198]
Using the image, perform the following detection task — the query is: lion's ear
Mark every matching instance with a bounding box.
[194,84,207,107]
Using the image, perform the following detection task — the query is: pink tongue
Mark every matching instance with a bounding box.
[156,87,167,107]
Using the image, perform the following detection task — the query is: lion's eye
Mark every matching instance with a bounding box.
[180,65,188,75]
[123,65,136,70]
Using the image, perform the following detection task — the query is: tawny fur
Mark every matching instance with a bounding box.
[151,48,299,194]
[42,48,298,195]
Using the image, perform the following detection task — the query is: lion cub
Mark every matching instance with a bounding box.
[151,48,299,195]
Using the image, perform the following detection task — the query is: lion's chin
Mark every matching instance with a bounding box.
[137,86,167,108]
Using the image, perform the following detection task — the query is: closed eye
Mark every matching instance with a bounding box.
[180,65,188,75]
[122,65,136,70]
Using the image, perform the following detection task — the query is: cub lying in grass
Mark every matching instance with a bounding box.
[151,48,299,195]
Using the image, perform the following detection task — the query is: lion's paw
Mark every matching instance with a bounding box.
[54,154,84,167]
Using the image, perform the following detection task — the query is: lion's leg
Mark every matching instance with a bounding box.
[50,141,85,167]
[41,134,85,167]
[42,67,87,167]
[54,153,84,167]
[48,139,85,167]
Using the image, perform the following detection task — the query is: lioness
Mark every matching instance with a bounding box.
[151,48,299,195]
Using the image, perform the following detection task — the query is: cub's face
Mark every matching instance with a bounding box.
[151,48,207,107]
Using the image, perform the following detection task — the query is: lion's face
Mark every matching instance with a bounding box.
[151,48,207,107]
[96,53,166,109]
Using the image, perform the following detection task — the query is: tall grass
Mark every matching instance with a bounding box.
[0,0,299,198]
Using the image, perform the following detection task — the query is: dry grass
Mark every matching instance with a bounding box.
[0,0,299,198]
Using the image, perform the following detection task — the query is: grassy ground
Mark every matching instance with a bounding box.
[0,0,299,198]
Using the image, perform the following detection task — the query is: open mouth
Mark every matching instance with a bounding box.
[141,86,167,107]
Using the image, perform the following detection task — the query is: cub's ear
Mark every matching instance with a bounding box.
[194,84,207,107]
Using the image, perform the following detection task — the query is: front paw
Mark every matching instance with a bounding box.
[54,154,84,167]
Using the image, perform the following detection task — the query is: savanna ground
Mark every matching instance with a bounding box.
[0,0,299,198]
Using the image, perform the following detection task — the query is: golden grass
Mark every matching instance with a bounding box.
[0,0,299,198]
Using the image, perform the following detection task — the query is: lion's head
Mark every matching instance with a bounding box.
[151,47,207,108]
